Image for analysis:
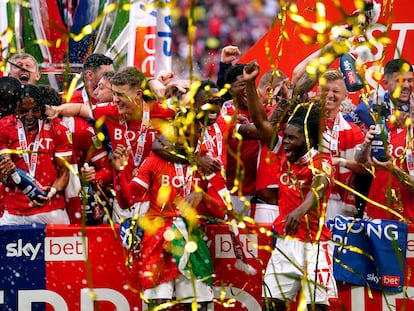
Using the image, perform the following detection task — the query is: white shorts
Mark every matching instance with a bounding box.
[263,238,337,305]
[112,201,149,224]
[250,202,279,224]
[143,275,214,303]
[230,195,253,216]
[0,209,70,225]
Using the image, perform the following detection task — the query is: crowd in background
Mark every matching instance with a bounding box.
[170,0,278,77]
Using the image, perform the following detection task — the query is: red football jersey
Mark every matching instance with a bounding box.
[0,116,73,215]
[366,125,414,220]
[61,116,113,223]
[116,152,228,219]
[256,142,280,191]
[115,152,229,289]
[198,122,227,168]
[217,100,259,195]
[63,116,112,185]
[92,101,174,182]
[272,141,333,242]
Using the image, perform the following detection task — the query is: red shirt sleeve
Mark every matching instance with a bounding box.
[114,157,151,209]
[198,171,229,220]
[51,118,73,158]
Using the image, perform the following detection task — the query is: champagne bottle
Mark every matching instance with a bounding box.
[339,53,365,92]
[81,163,101,225]
[0,155,47,201]
[370,102,389,162]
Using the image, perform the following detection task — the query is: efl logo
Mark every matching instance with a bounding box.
[382,275,401,287]
[215,234,257,258]
[45,237,87,261]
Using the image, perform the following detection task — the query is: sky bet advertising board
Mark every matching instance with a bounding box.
[0,225,140,311]
[1,221,414,311]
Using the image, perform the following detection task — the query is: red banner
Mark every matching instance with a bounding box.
[45,225,140,310]
[239,0,414,95]
[1,224,414,310]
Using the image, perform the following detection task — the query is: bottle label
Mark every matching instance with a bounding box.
[22,184,35,195]
[371,134,388,161]
[345,70,358,85]
[81,186,101,225]
[342,59,352,72]
[340,54,364,92]
[11,172,22,184]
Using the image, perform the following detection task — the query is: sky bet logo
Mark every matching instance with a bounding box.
[5,237,87,261]
[367,274,401,287]
[215,234,258,258]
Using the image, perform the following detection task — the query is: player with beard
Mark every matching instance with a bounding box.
[355,60,414,221]
[344,59,414,217]
[345,59,413,131]
[67,53,114,105]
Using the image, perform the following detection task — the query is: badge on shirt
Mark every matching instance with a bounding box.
[321,160,332,176]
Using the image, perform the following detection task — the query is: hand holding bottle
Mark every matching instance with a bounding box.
[0,155,16,176]
[32,187,54,207]
[80,163,101,225]
[371,155,394,172]
[363,125,377,144]
[0,154,50,205]
[81,164,96,183]
[370,102,390,162]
